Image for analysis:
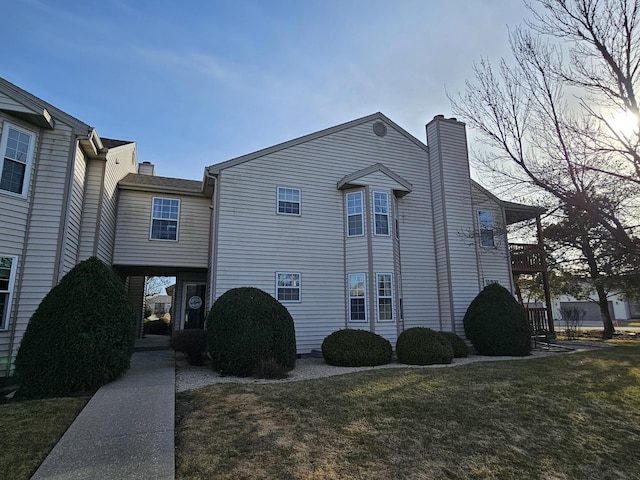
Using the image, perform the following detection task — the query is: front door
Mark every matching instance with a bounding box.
[183,283,206,329]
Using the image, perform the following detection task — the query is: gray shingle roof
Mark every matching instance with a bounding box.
[102,138,134,149]
[119,173,203,195]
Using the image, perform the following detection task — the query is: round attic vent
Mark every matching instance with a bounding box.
[373,121,387,137]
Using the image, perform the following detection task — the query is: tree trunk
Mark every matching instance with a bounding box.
[595,284,615,339]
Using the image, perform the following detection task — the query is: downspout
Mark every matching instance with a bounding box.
[204,168,218,310]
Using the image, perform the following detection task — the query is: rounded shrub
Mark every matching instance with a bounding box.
[463,282,531,356]
[206,287,296,377]
[321,329,392,367]
[438,331,469,358]
[170,329,207,365]
[396,327,454,365]
[15,257,136,398]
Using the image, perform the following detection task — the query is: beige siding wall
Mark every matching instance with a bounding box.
[3,118,75,371]
[96,144,138,264]
[214,119,439,352]
[77,159,104,261]
[471,184,513,290]
[61,145,86,273]
[427,117,481,334]
[113,190,210,269]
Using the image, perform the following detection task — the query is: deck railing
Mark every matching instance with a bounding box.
[510,243,545,272]
[526,307,552,336]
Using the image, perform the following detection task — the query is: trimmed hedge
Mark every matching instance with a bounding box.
[170,329,207,365]
[15,257,136,398]
[396,327,454,365]
[438,331,469,358]
[463,282,531,356]
[206,287,296,376]
[322,329,392,367]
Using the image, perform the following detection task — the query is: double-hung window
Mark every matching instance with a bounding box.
[276,272,301,302]
[0,123,35,197]
[346,191,364,236]
[150,198,180,241]
[376,273,394,322]
[373,192,390,236]
[478,210,495,247]
[0,256,17,330]
[277,187,301,215]
[348,273,366,322]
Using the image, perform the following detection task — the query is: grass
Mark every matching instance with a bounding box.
[0,395,89,479]
[176,344,640,479]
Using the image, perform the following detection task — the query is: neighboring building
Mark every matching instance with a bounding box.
[145,294,172,316]
[552,293,640,326]
[0,77,551,377]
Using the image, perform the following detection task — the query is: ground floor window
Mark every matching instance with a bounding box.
[376,273,394,322]
[348,273,366,322]
[0,256,17,330]
[276,272,301,302]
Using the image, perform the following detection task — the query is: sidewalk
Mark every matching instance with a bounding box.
[31,349,175,480]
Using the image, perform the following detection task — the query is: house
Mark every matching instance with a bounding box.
[0,76,551,377]
[0,77,138,377]
[145,294,172,316]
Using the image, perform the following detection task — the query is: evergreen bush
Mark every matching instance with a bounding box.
[396,327,454,365]
[15,257,136,398]
[206,287,296,376]
[170,329,207,365]
[321,329,392,367]
[438,331,469,358]
[463,282,532,356]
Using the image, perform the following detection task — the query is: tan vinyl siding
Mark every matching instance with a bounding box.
[96,144,137,264]
[428,118,481,334]
[62,145,86,273]
[113,190,210,269]
[77,159,104,261]
[471,184,513,289]
[0,92,33,114]
[214,119,439,352]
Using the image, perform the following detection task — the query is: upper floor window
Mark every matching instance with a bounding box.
[0,256,17,330]
[276,272,301,302]
[0,123,35,197]
[478,210,495,247]
[150,198,179,241]
[277,187,301,215]
[376,273,394,322]
[373,192,390,236]
[346,191,364,236]
[348,273,367,322]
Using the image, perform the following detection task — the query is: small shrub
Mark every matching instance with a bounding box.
[15,257,136,398]
[171,329,207,366]
[207,287,296,377]
[322,329,392,367]
[144,319,170,335]
[396,327,454,365]
[252,357,290,379]
[463,283,531,356]
[438,331,469,358]
[561,306,586,340]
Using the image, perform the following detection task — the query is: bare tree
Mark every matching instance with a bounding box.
[451,0,640,262]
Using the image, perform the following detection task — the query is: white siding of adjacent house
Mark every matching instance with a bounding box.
[471,184,513,290]
[427,117,481,334]
[113,190,210,269]
[213,119,439,352]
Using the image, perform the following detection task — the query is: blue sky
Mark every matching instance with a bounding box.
[2,0,529,180]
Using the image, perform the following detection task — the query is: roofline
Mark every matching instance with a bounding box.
[472,181,546,223]
[0,76,92,134]
[118,181,206,197]
[337,162,413,197]
[206,112,429,175]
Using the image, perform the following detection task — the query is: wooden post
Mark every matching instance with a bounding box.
[536,215,555,336]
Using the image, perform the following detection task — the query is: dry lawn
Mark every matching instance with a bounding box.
[176,344,640,480]
[0,396,88,479]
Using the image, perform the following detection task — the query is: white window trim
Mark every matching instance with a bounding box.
[478,210,495,248]
[376,272,394,322]
[346,191,365,237]
[149,197,180,242]
[0,122,36,199]
[348,273,367,323]
[276,186,302,216]
[0,255,18,330]
[372,191,391,236]
[275,272,301,303]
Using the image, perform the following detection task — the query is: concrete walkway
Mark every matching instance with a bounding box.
[32,349,175,480]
